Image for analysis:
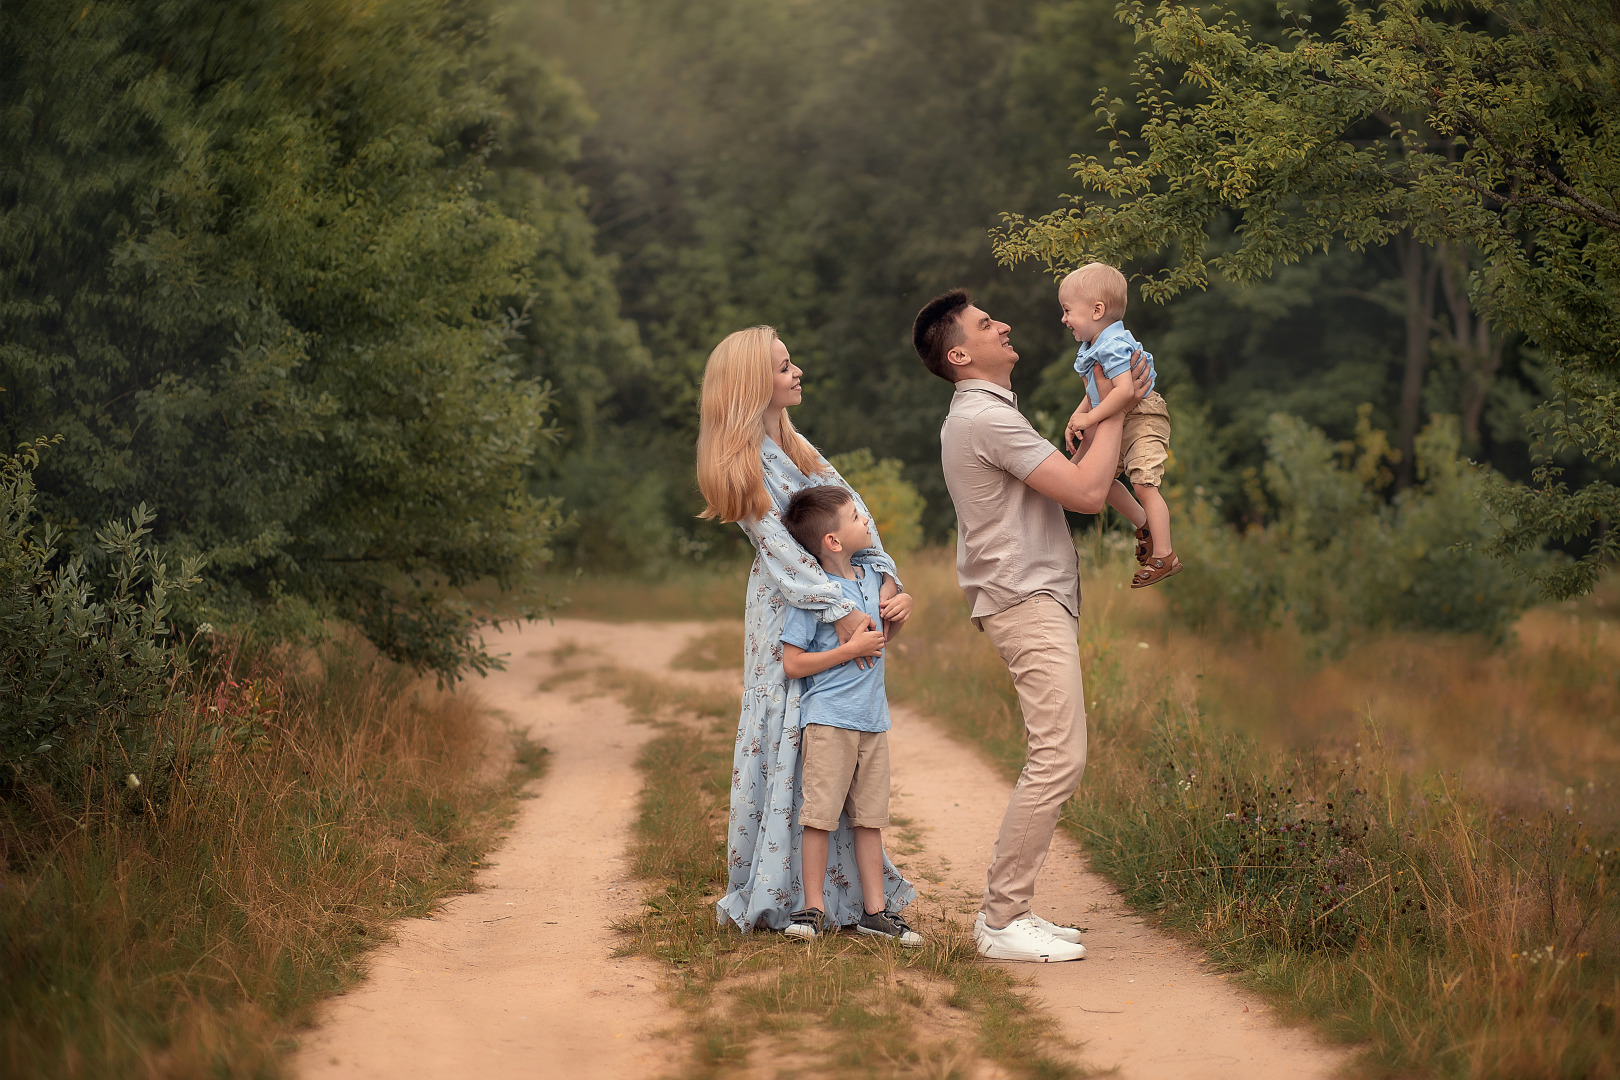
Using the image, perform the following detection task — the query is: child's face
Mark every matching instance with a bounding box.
[823,500,872,556]
[1058,282,1109,343]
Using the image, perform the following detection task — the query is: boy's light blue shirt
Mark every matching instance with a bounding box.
[1074,320,1156,407]
[781,569,891,733]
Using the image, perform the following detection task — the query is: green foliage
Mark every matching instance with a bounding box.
[0,439,200,781]
[0,0,627,678]
[994,0,1620,596]
[1172,409,1533,642]
[829,449,927,558]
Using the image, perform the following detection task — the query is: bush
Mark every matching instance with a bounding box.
[830,448,926,557]
[0,439,200,787]
[1172,409,1533,644]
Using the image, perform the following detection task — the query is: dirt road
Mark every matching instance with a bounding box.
[290,620,709,1080]
[292,619,1349,1079]
[885,705,1350,1079]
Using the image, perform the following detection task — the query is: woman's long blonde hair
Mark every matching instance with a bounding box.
[696,326,828,523]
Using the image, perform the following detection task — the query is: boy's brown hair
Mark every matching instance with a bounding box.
[783,485,853,559]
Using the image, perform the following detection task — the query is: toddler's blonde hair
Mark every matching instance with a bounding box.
[1060,262,1128,320]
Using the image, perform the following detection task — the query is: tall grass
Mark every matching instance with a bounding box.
[0,635,540,1078]
[887,543,1620,1078]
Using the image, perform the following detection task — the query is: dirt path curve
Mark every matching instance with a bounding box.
[885,703,1352,1080]
[292,617,1348,1080]
[291,619,717,1080]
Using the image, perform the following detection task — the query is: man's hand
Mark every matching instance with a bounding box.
[833,608,879,669]
[1126,349,1151,398]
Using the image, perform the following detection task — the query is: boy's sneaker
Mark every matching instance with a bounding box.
[977,910,1084,945]
[784,908,824,940]
[973,915,1086,962]
[856,908,923,947]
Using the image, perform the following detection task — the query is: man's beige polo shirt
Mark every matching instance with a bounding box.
[939,379,1080,623]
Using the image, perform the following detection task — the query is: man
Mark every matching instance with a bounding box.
[912,287,1149,962]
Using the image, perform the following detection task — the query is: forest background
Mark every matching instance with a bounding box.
[3,0,1618,1074]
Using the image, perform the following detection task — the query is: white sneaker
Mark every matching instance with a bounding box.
[974,911,1084,946]
[1029,913,1083,945]
[973,914,1087,962]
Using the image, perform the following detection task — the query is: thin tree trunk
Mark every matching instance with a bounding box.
[1436,242,1504,451]
[1394,230,1439,489]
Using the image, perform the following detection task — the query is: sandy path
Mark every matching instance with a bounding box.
[291,617,1348,1080]
[886,704,1352,1080]
[291,619,716,1080]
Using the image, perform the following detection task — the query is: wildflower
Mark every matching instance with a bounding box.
[1136,641,1150,650]
[125,774,141,790]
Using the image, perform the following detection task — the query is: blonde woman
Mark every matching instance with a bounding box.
[698,326,916,933]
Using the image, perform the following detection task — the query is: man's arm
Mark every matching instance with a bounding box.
[1025,353,1151,513]
[1024,412,1127,513]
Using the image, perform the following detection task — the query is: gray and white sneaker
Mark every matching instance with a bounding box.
[973,914,1086,962]
[856,908,923,947]
[784,908,823,940]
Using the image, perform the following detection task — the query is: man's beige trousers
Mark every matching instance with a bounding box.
[977,595,1088,928]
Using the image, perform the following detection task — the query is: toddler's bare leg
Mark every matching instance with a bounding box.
[852,827,887,914]
[802,826,831,912]
[1133,482,1172,557]
[1108,480,1147,529]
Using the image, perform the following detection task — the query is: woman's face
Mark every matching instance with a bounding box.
[768,336,802,411]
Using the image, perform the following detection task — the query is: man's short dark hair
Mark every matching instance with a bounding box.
[783,485,853,559]
[912,288,973,382]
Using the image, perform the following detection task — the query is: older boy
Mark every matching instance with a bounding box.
[778,485,921,946]
[1060,262,1181,586]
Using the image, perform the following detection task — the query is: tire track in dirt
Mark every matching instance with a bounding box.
[290,620,719,1080]
[885,703,1353,1079]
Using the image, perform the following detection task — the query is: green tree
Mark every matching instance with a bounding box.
[0,1,622,676]
[995,0,1620,596]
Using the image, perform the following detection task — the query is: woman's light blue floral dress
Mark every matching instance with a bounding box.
[716,436,918,932]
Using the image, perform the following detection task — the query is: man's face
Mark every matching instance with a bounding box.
[825,500,872,555]
[950,305,1017,375]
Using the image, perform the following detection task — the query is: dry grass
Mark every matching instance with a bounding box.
[569,659,1092,1080]
[0,633,543,1079]
[886,542,1620,1079]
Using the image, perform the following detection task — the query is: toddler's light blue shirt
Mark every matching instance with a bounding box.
[1074,321,1156,407]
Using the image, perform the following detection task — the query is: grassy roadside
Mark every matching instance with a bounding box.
[886,544,1620,1079]
[0,634,545,1078]
[568,655,1094,1080]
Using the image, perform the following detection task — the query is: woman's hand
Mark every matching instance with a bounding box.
[840,623,887,664]
[879,591,913,641]
[834,608,879,669]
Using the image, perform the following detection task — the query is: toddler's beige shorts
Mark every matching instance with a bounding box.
[1118,391,1172,487]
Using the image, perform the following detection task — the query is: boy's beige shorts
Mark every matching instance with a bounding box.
[1118,391,1172,487]
[799,724,890,832]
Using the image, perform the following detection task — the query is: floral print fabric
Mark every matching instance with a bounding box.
[715,437,917,932]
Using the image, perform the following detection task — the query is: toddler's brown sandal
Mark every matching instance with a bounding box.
[1133,526,1152,565]
[1131,552,1183,589]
